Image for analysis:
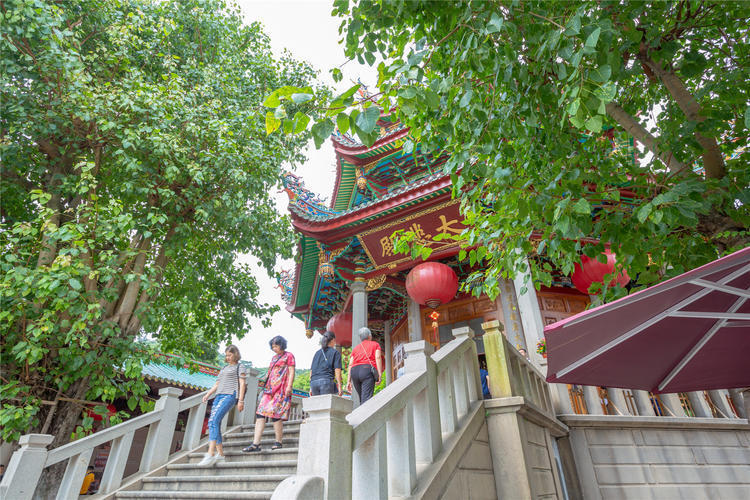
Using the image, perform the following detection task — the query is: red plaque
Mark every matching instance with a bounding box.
[357,200,467,270]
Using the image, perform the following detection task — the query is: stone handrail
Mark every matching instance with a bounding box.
[274,327,482,500]
[1,368,259,500]
[482,320,554,415]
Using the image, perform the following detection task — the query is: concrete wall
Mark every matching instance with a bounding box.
[440,421,497,500]
[561,415,750,500]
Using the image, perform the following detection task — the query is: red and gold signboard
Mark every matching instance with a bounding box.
[357,200,467,270]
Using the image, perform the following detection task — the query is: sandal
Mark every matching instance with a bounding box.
[242,443,261,453]
[271,441,282,450]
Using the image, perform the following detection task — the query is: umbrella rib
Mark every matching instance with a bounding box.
[554,265,750,380]
[657,295,747,392]
[562,262,750,329]
[688,279,750,299]
[669,311,750,320]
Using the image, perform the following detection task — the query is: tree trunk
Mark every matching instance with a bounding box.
[33,378,91,499]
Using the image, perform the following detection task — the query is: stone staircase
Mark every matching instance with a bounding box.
[114,420,301,499]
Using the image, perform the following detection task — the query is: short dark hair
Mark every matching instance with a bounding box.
[225,344,241,361]
[320,330,336,348]
[269,335,287,350]
[87,465,94,471]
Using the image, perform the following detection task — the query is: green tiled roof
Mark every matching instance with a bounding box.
[141,360,220,390]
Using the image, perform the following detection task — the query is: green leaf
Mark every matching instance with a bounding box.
[355,106,380,134]
[293,112,310,133]
[424,89,440,109]
[336,112,350,135]
[565,14,581,35]
[745,106,750,130]
[590,64,611,83]
[637,203,653,223]
[459,89,473,108]
[265,112,281,135]
[585,115,602,133]
[262,92,280,108]
[566,98,580,116]
[127,397,137,411]
[486,12,503,33]
[291,93,313,104]
[572,198,591,214]
[68,278,82,291]
[311,118,335,148]
[331,67,343,82]
[585,27,601,48]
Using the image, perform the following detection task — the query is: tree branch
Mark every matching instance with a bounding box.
[605,101,689,174]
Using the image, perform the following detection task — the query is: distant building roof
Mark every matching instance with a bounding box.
[141,355,223,390]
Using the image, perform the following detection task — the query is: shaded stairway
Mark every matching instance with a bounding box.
[114,420,301,499]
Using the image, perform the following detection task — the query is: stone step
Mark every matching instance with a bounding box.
[140,474,286,492]
[116,491,273,499]
[187,448,299,463]
[167,460,297,477]
[240,420,302,432]
[224,427,300,442]
[220,436,299,449]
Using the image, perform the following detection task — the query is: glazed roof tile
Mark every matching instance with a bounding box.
[289,171,448,223]
[141,360,222,390]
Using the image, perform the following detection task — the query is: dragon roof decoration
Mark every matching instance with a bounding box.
[281,172,339,218]
[276,269,294,304]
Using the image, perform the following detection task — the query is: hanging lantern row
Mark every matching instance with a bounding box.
[406,262,459,309]
[326,312,353,347]
[571,249,630,294]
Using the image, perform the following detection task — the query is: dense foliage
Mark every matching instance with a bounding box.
[268,0,749,300]
[0,0,320,461]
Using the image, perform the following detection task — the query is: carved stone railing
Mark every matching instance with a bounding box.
[0,369,259,500]
[273,328,482,500]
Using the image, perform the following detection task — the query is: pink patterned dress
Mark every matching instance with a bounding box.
[257,351,296,420]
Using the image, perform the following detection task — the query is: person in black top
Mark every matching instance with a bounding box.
[310,331,343,396]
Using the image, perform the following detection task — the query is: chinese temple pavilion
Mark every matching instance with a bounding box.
[280,114,594,383]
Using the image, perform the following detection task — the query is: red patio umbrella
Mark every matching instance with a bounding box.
[545,247,750,393]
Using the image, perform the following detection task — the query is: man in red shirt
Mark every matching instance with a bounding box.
[346,327,383,404]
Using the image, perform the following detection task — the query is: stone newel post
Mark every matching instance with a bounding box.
[139,387,182,472]
[404,340,442,464]
[0,434,54,500]
[295,395,353,500]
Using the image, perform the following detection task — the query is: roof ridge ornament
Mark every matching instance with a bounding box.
[281,171,339,217]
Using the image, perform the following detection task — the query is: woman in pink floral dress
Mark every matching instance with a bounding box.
[242,335,295,452]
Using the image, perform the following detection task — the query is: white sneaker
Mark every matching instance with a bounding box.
[214,455,225,465]
[197,453,215,466]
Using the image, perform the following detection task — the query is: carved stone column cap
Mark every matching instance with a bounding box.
[404,340,435,357]
[303,394,353,421]
[19,434,54,448]
[452,326,475,339]
[350,280,367,292]
[481,320,503,335]
[158,387,184,398]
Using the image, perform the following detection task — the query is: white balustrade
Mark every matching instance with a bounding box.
[1,370,260,500]
[277,329,482,500]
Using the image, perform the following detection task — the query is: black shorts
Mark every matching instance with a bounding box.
[256,414,281,422]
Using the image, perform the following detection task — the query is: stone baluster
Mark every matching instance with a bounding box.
[0,434,54,500]
[607,388,634,416]
[437,368,457,434]
[709,389,737,418]
[404,341,442,463]
[633,390,657,416]
[387,403,417,496]
[453,326,483,403]
[183,401,208,451]
[687,391,714,418]
[139,387,182,472]
[729,389,747,419]
[482,320,512,398]
[98,431,135,494]
[659,393,686,417]
[407,298,423,342]
[553,383,575,414]
[582,386,604,415]
[57,448,94,500]
[296,395,353,500]
[452,354,470,419]
[231,367,259,426]
[352,428,387,500]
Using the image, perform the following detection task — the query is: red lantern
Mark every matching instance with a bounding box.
[406,262,459,309]
[326,312,353,347]
[571,249,630,294]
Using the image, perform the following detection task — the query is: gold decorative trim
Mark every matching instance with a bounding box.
[366,274,387,291]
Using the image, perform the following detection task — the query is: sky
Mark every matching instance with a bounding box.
[228,0,374,368]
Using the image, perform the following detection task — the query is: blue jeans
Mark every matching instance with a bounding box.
[310,378,337,395]
[208,392,236,444]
